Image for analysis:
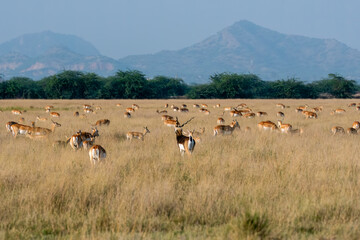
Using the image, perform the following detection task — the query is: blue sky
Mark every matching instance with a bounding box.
[1,0,359,58]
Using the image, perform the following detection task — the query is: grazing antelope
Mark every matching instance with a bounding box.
[230,109,242,117]
[93,119,110,126]
[330,109,346,115]
[277,112,285,118]
[193,104,200,108]
[126,126,150,141]
[224,107,232,111]
[83,108,94,114]
[156,109,168,114]
[201,104,208,108]
[172,106,179,112]
[161,115,174,121]
[12,110,22,115]
[297,105,308,111]
[302,111,317,119]
[174,117,196,156]
[180,108,189,113]
[126,107,135,113]
[347,128,357,135]
[78,128,99,142]
[50,112,60,118]
[74,111,79,117]
[295,107,303,113]
[213,120,240,136]
[214,104,221,108]
[132,104,140,110]
[243,113,255,119]
[352,121,360,130]
[181,104,187,108]
[202,109,210,115]
[256,111,268,117]
[277,120,292,133]
[258,121,278,131]
[124,112,131,118]
[348,103,356,107]
[36,116,48,122]
[89,145,107,165]
[331,126,345,135]
[276,103,285,109]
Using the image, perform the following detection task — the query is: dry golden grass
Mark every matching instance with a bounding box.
[1,99,360,239]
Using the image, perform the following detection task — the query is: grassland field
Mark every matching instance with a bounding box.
[1,99,360,239]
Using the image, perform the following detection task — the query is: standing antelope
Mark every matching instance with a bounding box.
[277,120,292,133]
[193,104,200,108]
[256,112,268,117]
[230,109,242,117]
[302,111,317,119]
[217,117,225,124]
[352,121,360,130]
[124,112,131,118]
[331,126,345,135]
[126,107,135,113]
[277,112,285,118]
[89,145,107,164]
[93,119,110,126]
[5,121,17,133]
[10,121,36,138]
[213,120,240,136]
[83,104,92,109]
[258,121,278,131]
[126,126,150,141]
[174,117,196,156]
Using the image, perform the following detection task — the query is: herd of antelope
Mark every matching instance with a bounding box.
[4,101,360,164]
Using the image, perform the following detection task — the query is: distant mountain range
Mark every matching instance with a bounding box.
[1,21,360,83]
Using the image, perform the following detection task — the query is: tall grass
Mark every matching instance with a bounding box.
[1,99,360,239]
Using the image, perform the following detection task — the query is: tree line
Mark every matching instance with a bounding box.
[0,70,358,99]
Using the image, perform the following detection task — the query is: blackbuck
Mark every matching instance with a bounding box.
[156,109,168,114]
[348,103,356,107]
[331,126,345,135]
[352,121,360,130]
[10,121,36,138]
[243,113,255,119]
[161,115,174,121]
[277,112,285,118]
[180,108,189,113]
[302,111,317,119]
[347,128,357,135]
[132,104,140,110]
[11,110,22,115]
[330,109,346,115]
[83,108,94,114]
[164,118,178,127]
[124,112,131,118]
[193,104,200,108]
[213,120,240,136]
[126,107,135,113]
[258,121,278,131]
[230,109,242,117]
[277,120,292,133]
[74,111,79,117]
[27,120,61,137]
[126,126,150,141]
[93,119,110,126]
[256,112,268,117]
[50,112,60,118]
[68,128,99,150]
[174,117,196,156]
[6,121,18,133]
[217,117,225,124]
[276,103,285,109]
[89,145,107,165]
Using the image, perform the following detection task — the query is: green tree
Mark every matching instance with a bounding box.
[310,74,357,98]
[148,76,188,98]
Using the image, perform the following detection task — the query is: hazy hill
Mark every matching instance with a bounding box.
[118,20,360,83]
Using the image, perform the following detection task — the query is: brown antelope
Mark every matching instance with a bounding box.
[330,109,346,115]
[156,109,168,114]
[172,106,179,112]
[201,104,208,108]
[258,121,278,131]
[297,105,309,111]
[312,106,323,112]
[347,128,357,135]
[126,107,135,113]
[45,105,54,111]
[348,103,356,107]
[302,111,317,119]
[256,111,268,117]
[295,107,303,113]
[202,109,210,115]
[27,120,61,136]
[69,132,83,150]
[243,113,255,119]
[83,108,94,114]
[164,103,169,108]
[116,103,122,107]
[89,145,107,165]
[164,118,178,127]
[181,104,187,108]
[237,103,248,108]
[124,112,131,118]
[79,128,99,142]
[174,117,196,156]
[214,104,221,108]
[74,111,79,117]
[5,121,17,133]
[50,112,60,118]
[213,120,240,136]
[180,108,189,113]
[161,115,174,121]
[10,122,36,138]
[36,116,48,122]
[193,104,200,108]
[331,126,345,135]
[217,117,225,124]
[276,103,285,109]
[277,120,292,133]
[132,104,140,110]
[12,110,22,115]
[126,126,150,141]
[93,119,110,126]
[224,107,232,111]
[352,121,360,130]
[277,112,285,118]
[230,109,242,117]
[83,138,95,150]
[83,104,92,109]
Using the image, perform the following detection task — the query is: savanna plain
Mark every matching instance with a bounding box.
[1,99,360,239]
